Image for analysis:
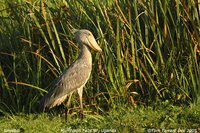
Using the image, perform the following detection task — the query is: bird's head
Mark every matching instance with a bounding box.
[72,29,102,52]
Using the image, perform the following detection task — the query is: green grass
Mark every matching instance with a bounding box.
[0,100,200,132]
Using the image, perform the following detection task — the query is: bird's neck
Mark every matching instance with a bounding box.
[79,45,92,67]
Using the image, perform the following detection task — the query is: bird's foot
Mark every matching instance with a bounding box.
[79,109,83,119]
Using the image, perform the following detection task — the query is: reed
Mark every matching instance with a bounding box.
[0,0,199,115]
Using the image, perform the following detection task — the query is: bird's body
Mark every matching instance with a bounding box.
[39,29,101,112]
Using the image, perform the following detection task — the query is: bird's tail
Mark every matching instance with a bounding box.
[37,90,67,113]
[38,92,53,112]
[37,92,57,112]
[37,96,46,112]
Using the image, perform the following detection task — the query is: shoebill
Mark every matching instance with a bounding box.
[38,29,102,117]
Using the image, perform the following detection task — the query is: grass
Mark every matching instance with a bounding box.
[0,99,200,132]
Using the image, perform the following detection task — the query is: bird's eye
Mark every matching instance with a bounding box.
[87,33,91,36]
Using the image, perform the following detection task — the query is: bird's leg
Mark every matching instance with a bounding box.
[65,92,73,122]
[64,107,68,123]
[77,87,83,119]
[67,92,73,107]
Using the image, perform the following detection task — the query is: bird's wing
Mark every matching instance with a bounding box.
[52,60,92,98]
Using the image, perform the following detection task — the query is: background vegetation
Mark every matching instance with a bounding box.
[0,0,199,131]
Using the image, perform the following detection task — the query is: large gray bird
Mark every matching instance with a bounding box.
[39,29,102,113]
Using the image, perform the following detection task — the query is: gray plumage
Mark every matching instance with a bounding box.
[39,29,102,112]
